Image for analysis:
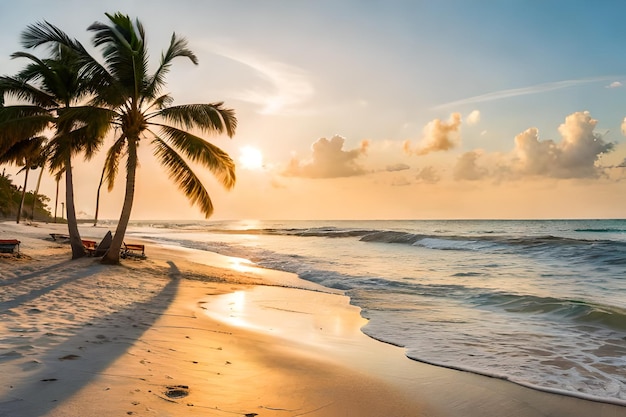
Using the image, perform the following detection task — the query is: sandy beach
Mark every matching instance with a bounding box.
[1,221,624,417]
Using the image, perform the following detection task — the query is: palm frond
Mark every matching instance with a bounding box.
[60,123,108,160]
[152,137,215,217]
[145,33,198,100]
[53,167,65,182]
[103,136,127,191]
[0,76,58,108]
[20,20,84,54]
[148,94,174,111]
[157,103,237,137]
[45,134,71,172]
[0,107,53,154]
[0,105,52,123]
[10,52,53,84]
[58,106,116,135]
[0,135,47,165]
[153,125,235,189]
[88,13,148,100]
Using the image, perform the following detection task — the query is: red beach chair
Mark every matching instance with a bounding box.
[0,239,21,254]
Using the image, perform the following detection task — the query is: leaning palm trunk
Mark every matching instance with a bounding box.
[93,165,106,226]
[54,177,60,222]
[102,140,138,264]
[30,166,44,221]
[64,153,85,258]
[16,166,30,224]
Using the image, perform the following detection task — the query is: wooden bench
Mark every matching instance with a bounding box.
[82,240,97,256]
[121,243,146,260]
[0,239,21,254]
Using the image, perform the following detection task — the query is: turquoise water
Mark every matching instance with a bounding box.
[124,219,626,405]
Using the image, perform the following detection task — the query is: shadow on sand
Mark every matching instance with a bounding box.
[0,259,181,416]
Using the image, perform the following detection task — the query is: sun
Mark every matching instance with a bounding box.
[238,146,264,170]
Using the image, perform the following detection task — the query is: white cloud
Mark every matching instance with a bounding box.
[445,111,617,182]
[433,76,617,110]
[283,135,369,178]
[405,113,462,156]
[606,81,623,88]
[453,151,488,181]
[416,166,440,183]
[466,110,481,125]
[512,111,614,178]
[211,46,314,115]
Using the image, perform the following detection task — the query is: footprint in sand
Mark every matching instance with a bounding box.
[0,351,23,362]
[58,354,80,361]
[164,385,189,399]
[21,360,42,371]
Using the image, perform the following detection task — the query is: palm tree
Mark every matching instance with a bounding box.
[29,147,48,221]
[94,13,237,264]
[0,31,111,258]
[26,13,237,264]
[0,135,46,223]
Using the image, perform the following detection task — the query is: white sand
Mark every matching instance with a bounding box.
[0,221,624,417]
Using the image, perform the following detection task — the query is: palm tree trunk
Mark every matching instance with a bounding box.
[102,140,138,264]
[65,154,85,259]
[31,166,44,221]
[54,177,60,223]
[16,166,30,224]
[93,165,106,226]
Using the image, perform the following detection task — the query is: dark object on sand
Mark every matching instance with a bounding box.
[95,231,112,257]
[164,385,189,399]
[50,233,70,242]
[0,239,20,254]
[121,242,146,260]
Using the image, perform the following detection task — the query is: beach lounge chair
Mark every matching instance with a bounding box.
[121,242,146,260]
[94,231,112,257]
[50,233,70,242]
[0,239,20,254]
[82,239,97,256]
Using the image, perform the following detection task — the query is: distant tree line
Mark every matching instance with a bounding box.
[0,170,54,221]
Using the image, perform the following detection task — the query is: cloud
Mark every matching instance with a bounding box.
[283,135,370,178]
[405,113,462,155]
[416,166,440,183]
[512,111,614,178]
[607,81,623,88]
[433,76,617,110]
[454,151,489,181]
[386,163,410,172]
[211,46,314,114]
[621,117,626,136]
[465,110,481,125]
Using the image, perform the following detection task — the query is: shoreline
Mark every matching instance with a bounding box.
[1,221,624,416]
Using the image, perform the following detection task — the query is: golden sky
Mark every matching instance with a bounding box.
[1,1,625,220]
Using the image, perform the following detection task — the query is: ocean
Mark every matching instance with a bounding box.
[121,219,626,405]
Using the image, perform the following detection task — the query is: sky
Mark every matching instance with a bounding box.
[1,0,626,220]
